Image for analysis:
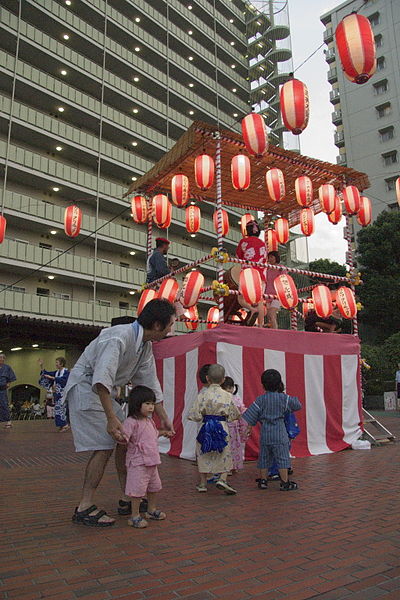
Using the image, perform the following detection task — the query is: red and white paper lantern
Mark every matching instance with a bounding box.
[158,278,179,303]
[312,285,333,318]
[185,205,201,233]
[184,305,199,331]
[194,154,214,191]
[295,176,313,207]
[266,228,279,251]
[274,274,299,309]
[171,174,189,207]
[137,289,157,316]
[319,184,336,214]
[131,195,148,224]
[0,215,6,244]
[335,14,376,85]
[213,209,229,236]
[207,306,220,329]
[274,217,289,244]
[335,286,357,319]
[239,268,263,306]
[300,208,315,236]
[152,194,172,228]
[240,213,255,237]
[181,270,204,308]
[357,196,372,227]
[280,78,309,135]
[241,113,268,157]
[342,185,361,215]
[396,177,400,207]
[266,168,285,202]
[64,205,82,238]
[231,155,250,191]
[327,195,342,225]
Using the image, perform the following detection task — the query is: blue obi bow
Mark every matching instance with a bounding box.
[196,415,227,454]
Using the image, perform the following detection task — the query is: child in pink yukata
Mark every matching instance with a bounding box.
[122,385,170,529]
[221,376,247,474]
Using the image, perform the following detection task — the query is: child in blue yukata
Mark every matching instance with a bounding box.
[242,369,302,491]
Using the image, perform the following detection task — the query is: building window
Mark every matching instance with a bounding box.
[119,301,130,309]
[37,287,50,296]
[0,284,25,293]
[379,126,394,142]
[376,56,385,71]
[382,151,398,166]
[368,12,380,27]
[39,242,52,250]
[53,292,71,300]
[385,177,397,191]
[96,299,111,307]
[374,34,383,48]
[373,79,388,95]
[376,102,391,118]
[119,262,130,268]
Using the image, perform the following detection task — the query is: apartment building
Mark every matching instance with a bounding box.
[0,0,295,369]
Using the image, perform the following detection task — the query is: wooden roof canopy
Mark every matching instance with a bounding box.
[127,120,370,227]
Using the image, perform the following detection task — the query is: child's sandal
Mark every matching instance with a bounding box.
[128,516,148,528]
[257,478,268,489]
[280,480,298,491]
[145,510,166,521]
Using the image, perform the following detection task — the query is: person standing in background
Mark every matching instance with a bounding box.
[39,357,70,432]
[0,353,16,429]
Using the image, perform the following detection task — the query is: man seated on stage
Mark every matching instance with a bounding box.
[146,237,171,284]
[236,220,266,327]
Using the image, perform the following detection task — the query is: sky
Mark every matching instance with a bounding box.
[286,0,347,264]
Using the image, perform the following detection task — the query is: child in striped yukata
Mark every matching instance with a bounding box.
[242,369,302,491]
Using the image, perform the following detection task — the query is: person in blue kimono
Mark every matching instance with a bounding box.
[39,356,70,431]
[0,353,16,429]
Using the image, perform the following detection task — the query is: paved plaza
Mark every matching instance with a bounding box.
[1,415,400,600]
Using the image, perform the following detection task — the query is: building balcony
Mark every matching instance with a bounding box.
[267,47,292,63]
[337,153,347,165]
[267,24,290,41]
[323,27,334,43]
[325,47,336,63]
[330,89,340,104]
[332,109,342,125]
[327,66,338,84]
[334,131,345,147]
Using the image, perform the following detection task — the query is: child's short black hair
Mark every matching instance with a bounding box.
[221,376,238,395]
[261,369,284,393]
[128,385,156,418]
[198,364,211,384]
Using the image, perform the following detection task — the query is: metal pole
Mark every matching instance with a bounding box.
[214,134,224,323]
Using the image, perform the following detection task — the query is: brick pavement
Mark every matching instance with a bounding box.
[1,415,400,600]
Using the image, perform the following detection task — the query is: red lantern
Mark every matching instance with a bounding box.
[241,113,268,157]
[342,185,360,215]
[295,176,313,207]
[185,205,201,233]
[171,174,189,207]
[335,14,376,85]
[319,184,336,214]
[207,306,220,329]
[274,274,298,309]
[266,228,279,251]
[158,278,179,303]
[231,155,250,191]
[0,215,6,244]
[239,268,263,306]
[336,286,357,319]
[194,154,214,190]
[312,285,333,318]
[240,213,255,237]
[274,217,289,244]
[184,305,199,331]
[137,289,157,316]
[181,271,204,308]
[64,205,82,238]
[152,194,172,228]
[396,177,400,207]
[131,195,148,224]
[327,195,342,225]
[280,78,309,135]
[213,209,229,236]
[300,208,315,236]
[266,168,285,202]
[357,196,372,227]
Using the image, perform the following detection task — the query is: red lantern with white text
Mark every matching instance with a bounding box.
[266,228,279,251]
[342,185,360,215]
[181,270,204,308]
[0,215,6,244]
[64,205,82,238]
[213,209,229,236]
[266,168,285,202]
[239,268,263,306]
[152,194,172,228]
[241,113,268,157]
[274,274,298,309]
[185,205,201,233]
[240,213,254,237]
[171,174,189,207]
[396,177,400,207]
[207,306,220,329]
[274,217,289,244]
[312,285,333,318]
[295,176,313,207]
[300,208,315,236]
[194,154,214,191]
[328,195,342,225]
[336,286,357,319]
[158,278,179,303]
[131,195,148,224]
[335,14,376,85]
[357,196,372,227]
[231,155,250,191]
[137,289,157,316]
[184,305,199,331]
[280,79,309,134]
[319,184,336,214]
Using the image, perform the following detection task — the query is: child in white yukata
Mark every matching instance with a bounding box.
[242,369,302,491]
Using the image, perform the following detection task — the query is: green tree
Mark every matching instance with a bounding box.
[357,210,400,342]
[308,258,347,280]
[361,332,400,395]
